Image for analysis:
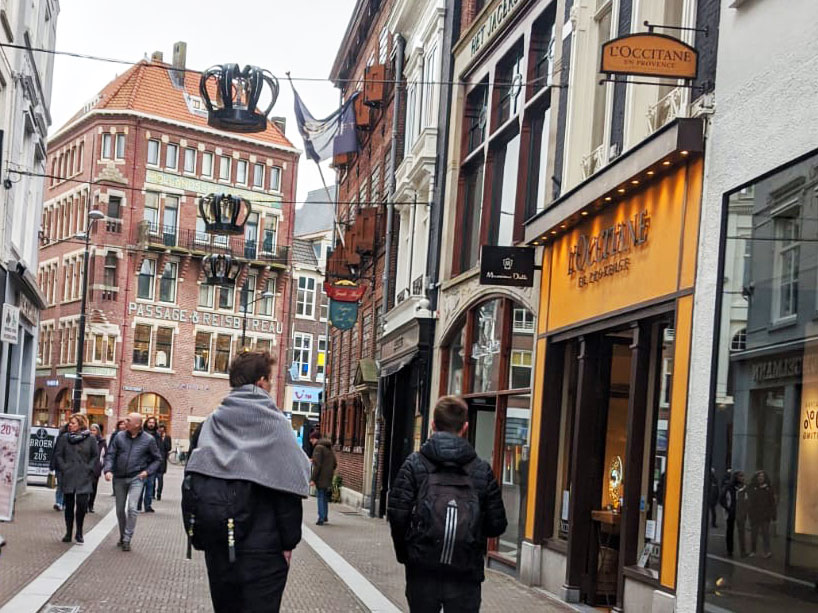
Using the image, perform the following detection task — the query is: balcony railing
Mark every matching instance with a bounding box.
[647,86,685,135]
[581,144,607,180]
[134,221,289,264]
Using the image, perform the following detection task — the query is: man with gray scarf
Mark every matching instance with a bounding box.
[186,351,310,613]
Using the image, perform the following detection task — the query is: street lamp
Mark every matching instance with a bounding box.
[241,290,275,348]
[72,209,106,412]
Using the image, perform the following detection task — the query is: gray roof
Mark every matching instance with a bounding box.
[292,238,319,267]
[294,186,336,237]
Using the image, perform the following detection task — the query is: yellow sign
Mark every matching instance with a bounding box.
[601,33,698,80]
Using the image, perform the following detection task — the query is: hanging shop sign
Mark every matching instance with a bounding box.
[567,210,650,288]
[0,413,25,521]
[292,385,321,404]
[324,281,367,302]
[1,304,19,344]
[479,246,535,287]
[601,33,698,80]
[329,300,359,331]
[28,427,59,479]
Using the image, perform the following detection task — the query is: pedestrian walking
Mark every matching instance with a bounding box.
[310,433,336,525]
[749,469,776,558]
[103,413,162,552]
[137,416,162,512]
[53,414,99,544]
[708,468,720,528]
[183,350,310,613]
[88,423,107,513]
[50,423,67,512]
[156,424,172,501]
[720,470,744,557]
[387,395,507,613]
[302,427,318,459]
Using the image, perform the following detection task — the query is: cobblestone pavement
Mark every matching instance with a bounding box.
[0,483,114,607]
[3,466,570,612]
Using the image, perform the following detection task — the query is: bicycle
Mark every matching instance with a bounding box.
[168,446,188,466]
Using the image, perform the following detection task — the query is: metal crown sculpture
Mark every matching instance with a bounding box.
[198,193,252,235]
[202,253,242,287]
[199,64,280,133]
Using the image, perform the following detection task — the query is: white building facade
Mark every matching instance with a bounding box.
[0,0,59,476]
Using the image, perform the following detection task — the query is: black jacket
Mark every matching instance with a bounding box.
[387,432,507,582]
[103,430,162,478]
[54,432,99,494]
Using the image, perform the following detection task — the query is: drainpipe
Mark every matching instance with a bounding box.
[370,33,405,518]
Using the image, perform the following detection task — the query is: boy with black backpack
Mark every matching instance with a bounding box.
[388,395,507,612]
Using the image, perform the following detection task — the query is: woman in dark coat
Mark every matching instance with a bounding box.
[88,423,107,513]
[54,413,99,544]
[749,470,776,558]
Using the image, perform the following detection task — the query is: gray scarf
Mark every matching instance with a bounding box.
[186,384,310,497]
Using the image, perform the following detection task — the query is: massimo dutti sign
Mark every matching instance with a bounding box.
[601,33,698,80]
[568,210,650,288]
[480,246,535,287]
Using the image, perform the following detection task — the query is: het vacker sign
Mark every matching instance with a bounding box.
[128,302,283,335]
[469,0,523,59]
[601,33,698,80]
[567,210,650,288]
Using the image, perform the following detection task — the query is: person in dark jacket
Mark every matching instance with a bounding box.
[708,468,720,528]
[137,416,162,512]
[50,423,67,511]
[88,424,107,513]
[720,469,745,557]
[749,470,776,558]
[310,436,336,525]
[54,414,99,544]
[155,424,172,501]
[303,428,318,459]
[103,413,162,551]
[388,395,507,613]
[185,350,310,613]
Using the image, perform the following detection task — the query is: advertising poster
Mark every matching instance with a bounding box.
[0,414,25,521]
[28,427,60,481]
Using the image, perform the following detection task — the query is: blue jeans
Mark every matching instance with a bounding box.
[317,488,329,522]
[138,474,156,510]
[55,485,64,508]
[113,476,144,542]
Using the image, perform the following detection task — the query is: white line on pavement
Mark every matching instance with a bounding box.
[302,524,401,613]
[0,508,118,613]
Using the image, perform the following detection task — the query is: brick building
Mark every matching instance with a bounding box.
[322,0,402,512]
[33,44,299,445]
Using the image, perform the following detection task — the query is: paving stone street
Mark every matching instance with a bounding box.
[0,466,571,612]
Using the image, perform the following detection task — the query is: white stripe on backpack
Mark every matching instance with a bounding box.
[440,500,458,565]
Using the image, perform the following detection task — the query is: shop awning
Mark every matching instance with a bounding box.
[380,349,418,379]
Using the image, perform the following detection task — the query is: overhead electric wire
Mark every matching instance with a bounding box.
[0,41,551,89]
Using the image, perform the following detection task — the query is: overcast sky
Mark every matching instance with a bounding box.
[49,0,356,205]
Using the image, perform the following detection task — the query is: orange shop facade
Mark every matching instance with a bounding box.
[520,119,704,611]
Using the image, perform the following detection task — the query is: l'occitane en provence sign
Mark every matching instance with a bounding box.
[601,33,698,80]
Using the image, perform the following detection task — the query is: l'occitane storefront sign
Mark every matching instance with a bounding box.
[545,163,700,331]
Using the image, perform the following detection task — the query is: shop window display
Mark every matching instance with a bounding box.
[704,151,818,611]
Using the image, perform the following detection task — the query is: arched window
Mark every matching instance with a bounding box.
[128,393,171,428]
[730,328,747,352]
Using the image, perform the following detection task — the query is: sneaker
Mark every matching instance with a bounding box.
[121,541,131,552]
[61,534,72,543]
[75,534,84,544]
[117,540,123,548]
[144,508,155,513]
[53,504,61,512]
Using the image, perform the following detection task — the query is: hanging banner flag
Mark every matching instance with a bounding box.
[600,33,698,80]
[291,82,359,163]
[329,299,359,331]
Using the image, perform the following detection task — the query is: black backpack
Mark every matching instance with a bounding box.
[406,456,482,571]
[181,471,255,562]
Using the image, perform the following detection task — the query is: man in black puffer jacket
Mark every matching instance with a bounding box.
[388,395,507,612]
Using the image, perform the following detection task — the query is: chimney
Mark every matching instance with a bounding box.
[170,41,187,89]
[151,51,164,63]
[271,116,286,134]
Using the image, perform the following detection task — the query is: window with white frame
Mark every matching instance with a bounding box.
[158,261,178,303]
[194,331,212,372]
[262,216,277,254]
[320,285,328,322]
[259,278,275,316]
[90,333,116,364]
[422,45,438,128]
[269,166,282,191]
[144,192,160,232]
[405,81,418,153]
[213,333,232,373]
[293,333,312,379]
[512,308,535,333]
[132,324,151,365]
[219,156,231,181]
[296,276,316,318]
[202,152,214,178]
[101,133,113,159]
[199,283,214,308]
[236,160,248,185]
[509,350,533,389]
[115,134,126,160]
[240,274,257,314]
[147,139,160,166]
[137,258,156,300]
[218,285,234,310]
[166,143,178,170]
[183,147,196,174]
[153,327,174,368]
[316,336,327,382]
[253,163,264,188]
[773,205,801,320]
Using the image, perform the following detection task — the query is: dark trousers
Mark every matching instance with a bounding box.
[725,515,735,555]
[89,477,100,511]
[63,492,89,537]
[751,520,771,555]
[205,549,289,613]
[405,570,482,613]
[156,472,164,499]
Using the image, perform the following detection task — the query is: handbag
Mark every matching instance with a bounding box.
[46,472,57,489]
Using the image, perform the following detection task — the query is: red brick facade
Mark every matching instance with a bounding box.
[33,58,299,445]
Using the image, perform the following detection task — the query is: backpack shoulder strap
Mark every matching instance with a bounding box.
[417,453,437,473]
